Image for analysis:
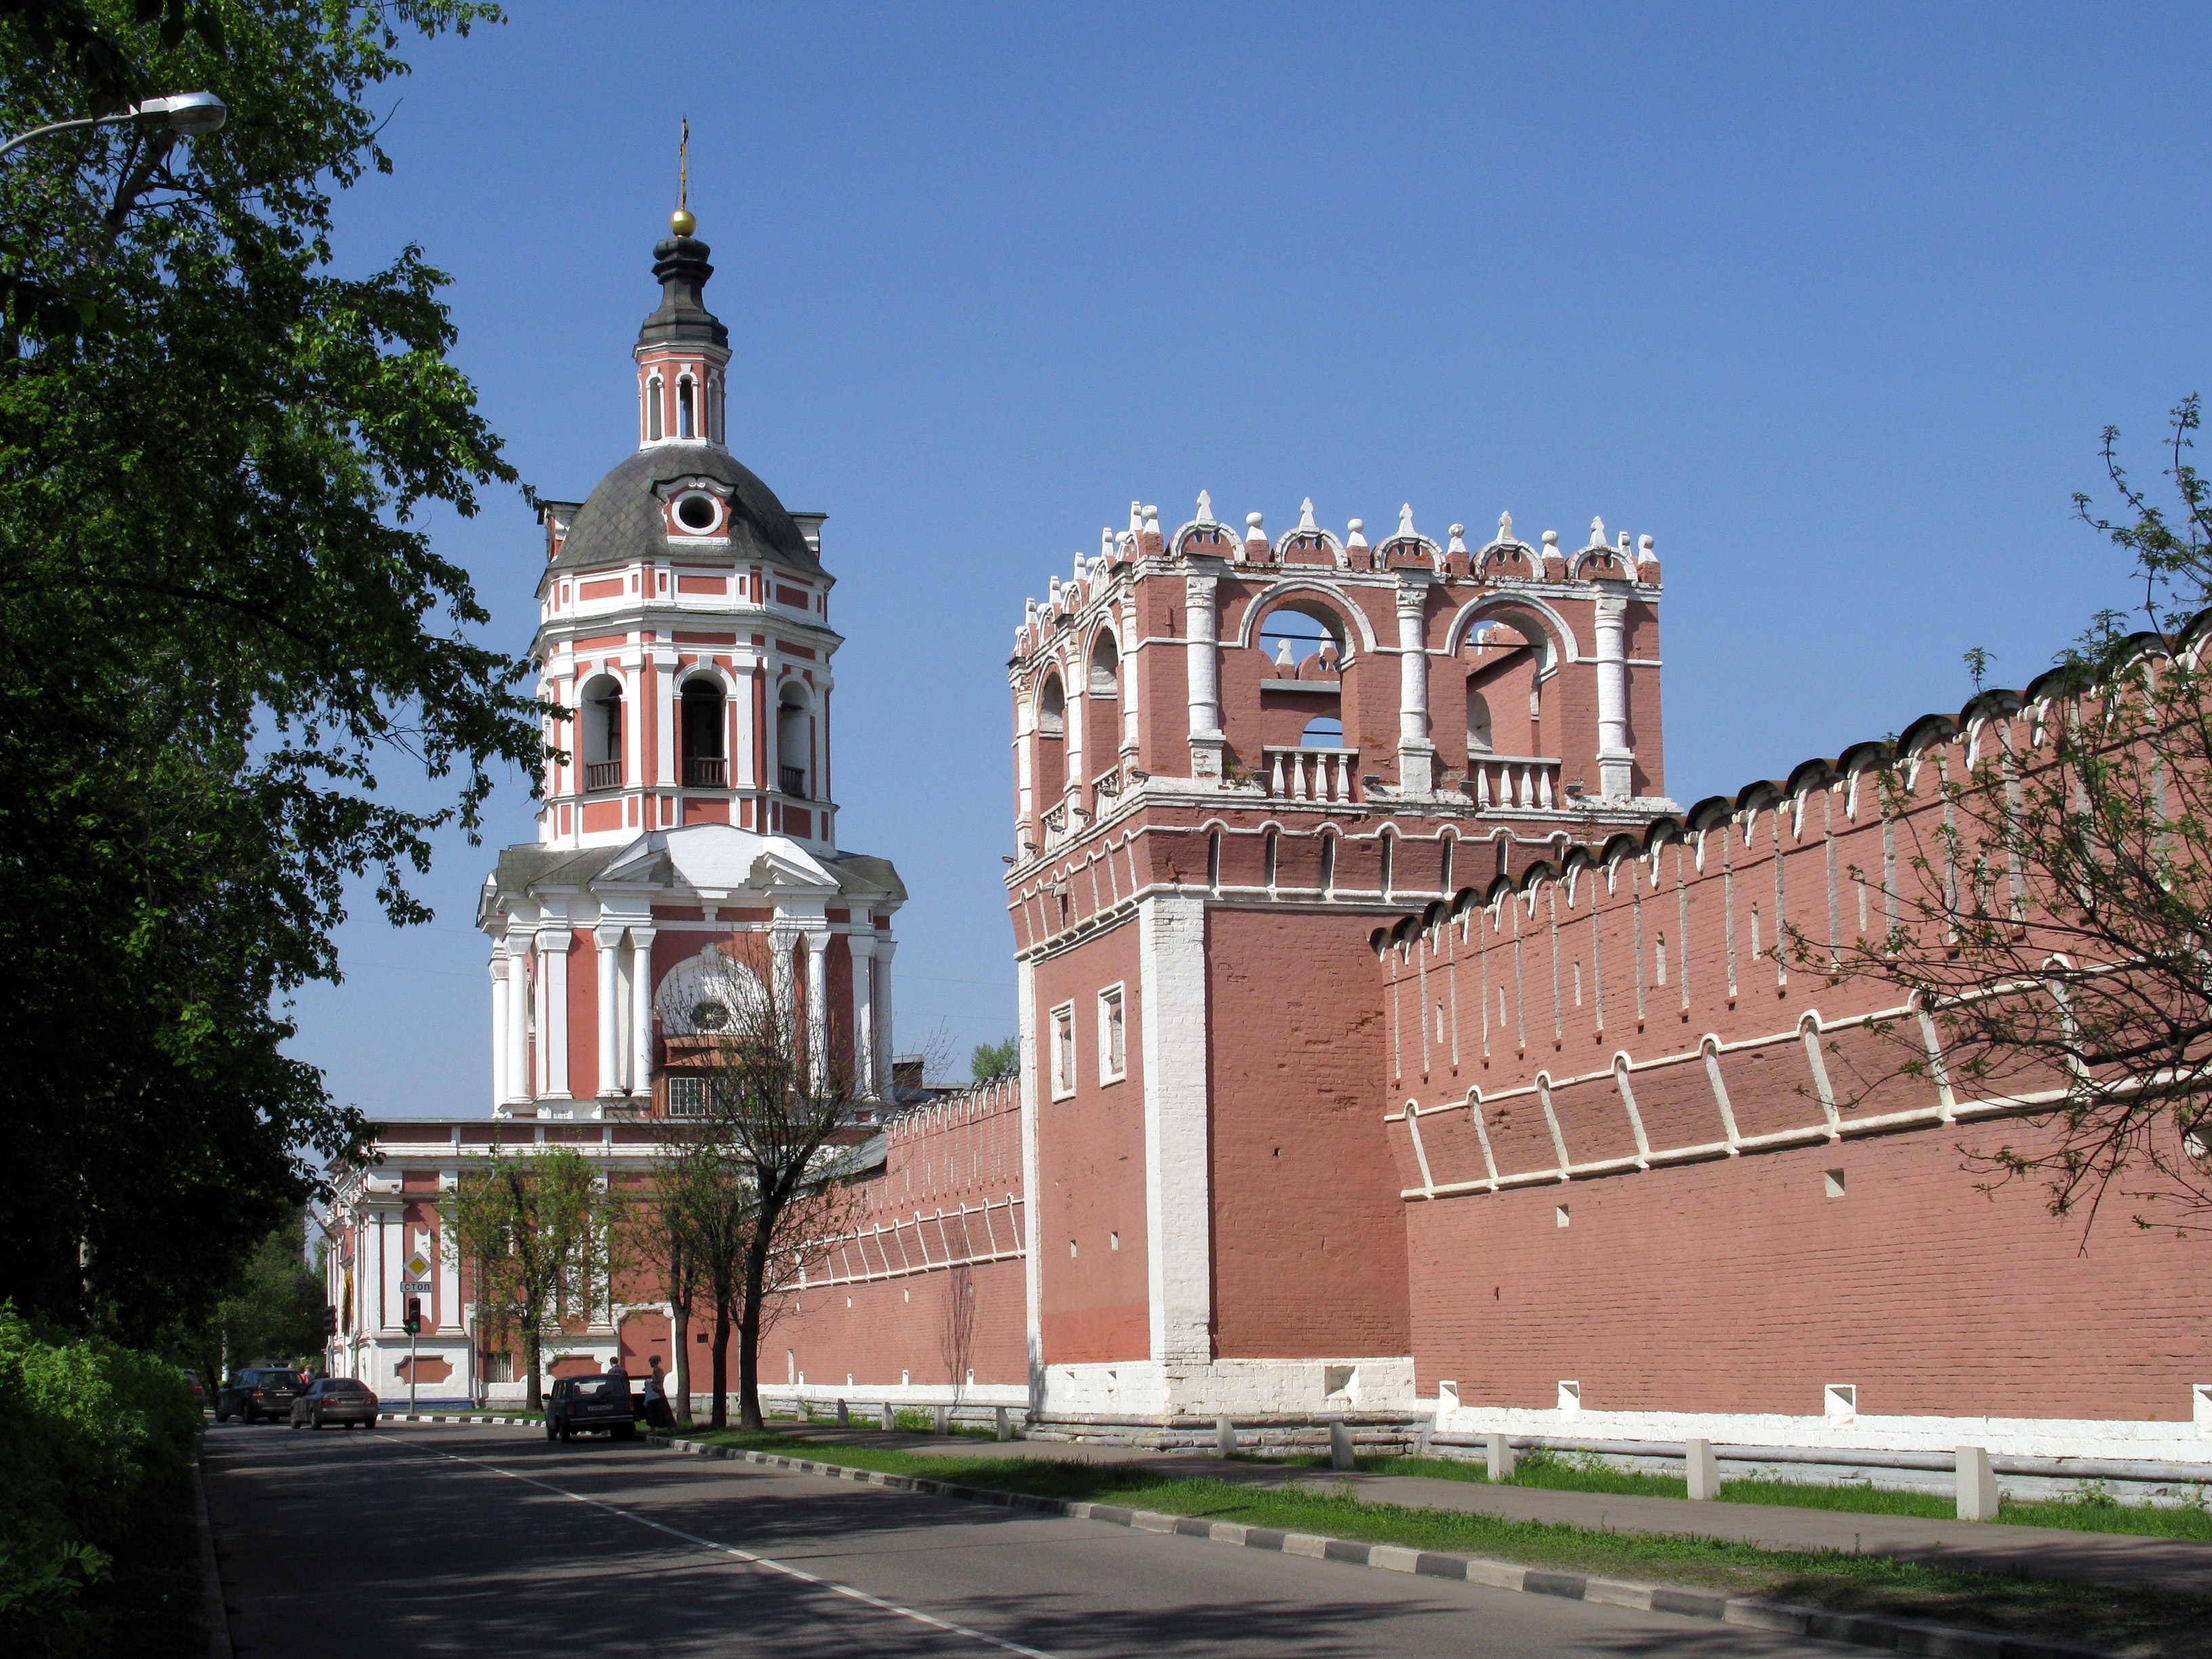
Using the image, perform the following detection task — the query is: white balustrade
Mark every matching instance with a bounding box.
[1466,754,1563,812]
[1262,745,1359,803]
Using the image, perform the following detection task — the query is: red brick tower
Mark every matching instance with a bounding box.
[1006,495,1670,1418]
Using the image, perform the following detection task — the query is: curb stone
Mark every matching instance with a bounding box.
[191,1446,232,1659]
[639,1433,2121,1659]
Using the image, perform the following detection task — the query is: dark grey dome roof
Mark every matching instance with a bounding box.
[549,443,820,578]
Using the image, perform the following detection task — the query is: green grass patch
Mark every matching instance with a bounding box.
[665,1427,2211,1656]
[1247,1448,2212,1543]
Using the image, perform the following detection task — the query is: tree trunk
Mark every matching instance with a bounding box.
[709,1298,730,1430]
[671,1292,692,1429]
[737,1218,774,1432]
[523,1324,542,1412]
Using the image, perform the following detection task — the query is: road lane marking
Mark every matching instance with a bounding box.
[373,1432,1058,1659]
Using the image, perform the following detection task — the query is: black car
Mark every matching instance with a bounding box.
[545,1374,635,1442]
[214,1366,306,1424]
[288,1376,380,1430]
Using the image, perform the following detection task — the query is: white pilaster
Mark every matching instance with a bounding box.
[655,655,676,789]
[594,926,624,1098]
[1013,688,1036,853]
[1395,579,1436,795]
[504,927,534,1103]
[1018,953,1043,1412]
[539,929,573,1099]
[630,928,657,1099]
[873,938,896,1092]
[1184,573,1223,780]
[804,928,830,1091]
[1120,592,1141,758]
[1138,894,1212,1365]
[848,930,876,1097]
[1594,586,1634,799]
[489,954,508,1111]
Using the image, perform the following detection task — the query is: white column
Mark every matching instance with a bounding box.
[1593,587,1634,799]
[804,929,830,1092]
[594,926,624,1099]
[1139,895,1212,1365]
[655,655,676,789]
[1184,573,1223,779]
[1012,689,1036,855]
[504,927,534,1103]
[1017,953,1042,1413]
[489,954,509,1111]
[539,929,573,1099]
[1395,579,1436,794]
[1120,594,1141,758]
[849,930,877,1097]
[621,649,644,790]
[630,928,657,1099]
[873,937,897,1092]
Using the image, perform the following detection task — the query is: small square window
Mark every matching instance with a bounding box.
[1824,1168,1847,1199]
[1555,1204,1571,1228]
[1098,984,1127,1082]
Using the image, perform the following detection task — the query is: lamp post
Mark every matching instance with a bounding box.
[0,91,226,161]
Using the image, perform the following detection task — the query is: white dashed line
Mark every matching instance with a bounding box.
[373,1431,1058,1659]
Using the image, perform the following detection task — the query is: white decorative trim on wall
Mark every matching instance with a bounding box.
[1139,895,1212,1367]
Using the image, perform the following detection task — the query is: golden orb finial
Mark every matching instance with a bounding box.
[671,207,696,237]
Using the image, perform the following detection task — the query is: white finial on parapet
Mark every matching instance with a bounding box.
[1046,575,1061,609]
[1542,529,1560,555]
[1143,504,1160,539]
[1584,515,1607,551]
[1399,503,1417,538]
[1447,523,1467,554]
[1101,527,1115,562]
[1346,517,1368,548]
[1275,638,1294,670]
[1637,533,1657,569]
[1245,510,1265,537]
[1025,596,1038,627]
[1196,489,1215,525]
[1298,497,1318,531]
[1129,501,1144,534]
[1498,510,1514,543]
[1073,550,1087,581]
[1616,531,1631,556]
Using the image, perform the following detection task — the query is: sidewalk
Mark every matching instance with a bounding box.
[735,1421,2212,1597]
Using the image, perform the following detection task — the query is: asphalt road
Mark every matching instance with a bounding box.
[201,1419,1860,1658]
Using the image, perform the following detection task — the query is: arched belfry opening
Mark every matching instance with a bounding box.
[579,672,623,791]
[777,682,813,800]
[680,675,725,787]
[1036,674,1067,800]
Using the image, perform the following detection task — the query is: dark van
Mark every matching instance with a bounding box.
[546,1374,636,1443]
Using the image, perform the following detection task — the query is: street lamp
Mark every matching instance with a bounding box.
[0,91,227,161]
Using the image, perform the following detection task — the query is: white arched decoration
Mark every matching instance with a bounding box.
[1444,592,1582,673]
[1226,578,1382,655]
[655,945,768,1036]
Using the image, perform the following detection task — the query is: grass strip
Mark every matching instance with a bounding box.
[668,1425,2209,1657]
[1233,1450,2212,1543]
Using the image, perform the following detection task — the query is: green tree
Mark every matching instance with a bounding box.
[0,2,542,1340]
[970,1036,1019,1084]
[1797,398,2212,1232]
[195,1212,322,1380]
[444,1146,616,1412]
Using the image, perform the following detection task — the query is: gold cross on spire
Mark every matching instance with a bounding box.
[671,115,695,237]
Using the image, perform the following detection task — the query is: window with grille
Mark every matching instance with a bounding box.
[482,1351,514,1384]
[668,1076,708,1117]
[1098,985,1126,1081]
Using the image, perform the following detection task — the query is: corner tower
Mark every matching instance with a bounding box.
[1004,495,1672,1420]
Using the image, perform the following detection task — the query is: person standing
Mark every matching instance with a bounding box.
[643,1354,674,1429]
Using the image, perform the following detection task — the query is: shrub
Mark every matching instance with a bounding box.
[0,1305,199,1654]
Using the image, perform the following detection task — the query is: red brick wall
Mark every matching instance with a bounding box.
[1208,905,1410,1359]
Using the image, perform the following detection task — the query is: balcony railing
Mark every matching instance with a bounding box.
[1264,745,1359,802]
[684,756,726,787]
[1467,754,1563,811]
[583,760,621,792]
[780,765,808,799]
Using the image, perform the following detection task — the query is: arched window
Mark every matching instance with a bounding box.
[1300,715,1344,747]
[1319,831,1338,898]
[579,672,623,792]
[680,676,725,787]
[1088,632,1118,697]
[1035,675,1066,800]
[1258,603,1344,669]
[647,376,664,443]
[677,374,696,439]
[777,683,813,800]
[1467,689,1494,753]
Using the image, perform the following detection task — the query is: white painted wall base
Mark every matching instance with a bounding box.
[1042,1355,1416,1418]
[1427,1403,2212,1465]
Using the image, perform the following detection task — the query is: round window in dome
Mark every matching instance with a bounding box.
[673,491,722,534]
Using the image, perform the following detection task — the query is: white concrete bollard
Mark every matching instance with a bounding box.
[836,1399,849,1426]
[1329,1422,1355,1471]
[1416,1417,1434,1457]
[880,1403,895,1431]
[934,1404,950,1436]
[996,1406,1011,1441]
[1957,1445,1999,1521]
[1685,1437,1720,1500]
[1216,1415,1236,1458]
[1486,1433,1515,1481]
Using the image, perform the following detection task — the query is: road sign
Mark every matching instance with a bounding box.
[399,1279,432,1294]
[406,1252,430,1278]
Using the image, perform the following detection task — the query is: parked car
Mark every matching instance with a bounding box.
[214,1367,306,1424]
[289,1376,380,1431]
[545,1374,636,1442]
[182,1369,206,1408]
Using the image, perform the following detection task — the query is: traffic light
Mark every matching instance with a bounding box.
[323,1304,338,1336]
[403,1296,422,1336]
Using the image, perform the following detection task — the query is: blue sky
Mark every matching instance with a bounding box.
[291,1,2212,1117]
